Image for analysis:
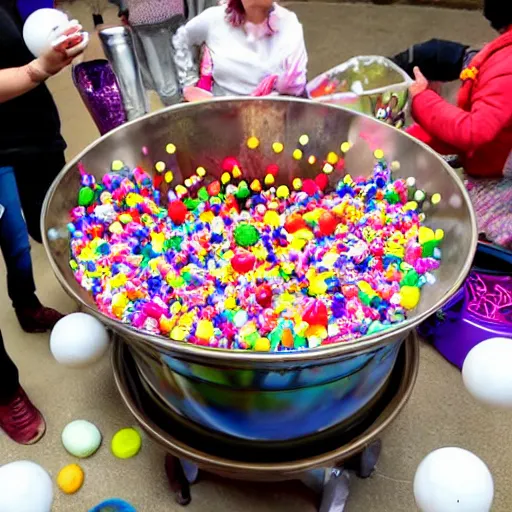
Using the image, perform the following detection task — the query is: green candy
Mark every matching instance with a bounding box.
[184,198,202,211]
[401,269,420,287]
[78,186,94,207]
[166,236,183,251]
[235,186,251,200]
[197,187,209,202]
[234,223,260,247]
[294,336,307,349]
[384,190,400,204]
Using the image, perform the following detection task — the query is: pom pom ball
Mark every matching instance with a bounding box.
[50,312,110,368]
[62,420,102,458]
[23,8,69,57]
[462,337,512,408]
[414,447,493,512]
[0,461,53,512]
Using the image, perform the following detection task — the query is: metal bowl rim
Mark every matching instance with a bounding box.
[42,97,478,364]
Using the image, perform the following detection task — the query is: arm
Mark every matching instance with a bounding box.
[275,30,308,96]
[172,11,212,90]
[411,74,512,152]
[406,123,460,155]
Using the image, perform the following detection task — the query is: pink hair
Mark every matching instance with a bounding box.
[225,0,276,29]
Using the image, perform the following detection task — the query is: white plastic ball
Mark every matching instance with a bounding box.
[462,337,512,407]
[23,8,69,57]
[414,447,493,512]
[0,461,53,512]
[50,312,110,368]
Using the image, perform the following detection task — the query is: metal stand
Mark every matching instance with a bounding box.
[164,439,381,511]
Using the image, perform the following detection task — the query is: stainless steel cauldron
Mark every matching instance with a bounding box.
[42,98,477,442]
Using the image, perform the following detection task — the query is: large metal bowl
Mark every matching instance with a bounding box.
[42,98,477,442]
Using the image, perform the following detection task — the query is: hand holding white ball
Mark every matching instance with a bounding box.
[0,461,53,512]
[462,337,512,408]
[414,447,493,512]
[50,312,110,368]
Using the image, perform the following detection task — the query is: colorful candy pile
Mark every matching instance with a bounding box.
[68,148,443,352]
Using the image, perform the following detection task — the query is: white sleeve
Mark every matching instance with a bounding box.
[172,10,212,89]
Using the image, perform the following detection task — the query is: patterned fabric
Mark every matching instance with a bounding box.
[126,0,185,26]
[466,155,512,249]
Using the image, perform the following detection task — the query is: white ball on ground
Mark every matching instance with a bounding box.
[62,420,102,458]
[462,337,512,407]
[50,312,110,368]
[414,447,493,512]
[23,8,69,57]
[0,461,53,512]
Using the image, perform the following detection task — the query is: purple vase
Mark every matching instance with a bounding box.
[72,59,127,136]
[418,242,512,369]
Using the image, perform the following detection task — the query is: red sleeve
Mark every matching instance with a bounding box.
[411,72,512,152]
[406,123,459,155]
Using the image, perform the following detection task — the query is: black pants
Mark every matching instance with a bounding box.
[0,330,19,405]
[391,38,470,82]
[3,151,66,244]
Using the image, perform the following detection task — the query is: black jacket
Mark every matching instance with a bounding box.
[0,1,66,159]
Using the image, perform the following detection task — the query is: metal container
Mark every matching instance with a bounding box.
[307,56,413,128]
[112,333,420,478]
[42,98,477,442]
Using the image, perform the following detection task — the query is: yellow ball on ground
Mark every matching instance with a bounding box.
[111,428,142,460]
[57,464,84,495]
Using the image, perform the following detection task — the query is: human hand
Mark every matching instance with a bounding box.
[409,66,429,98]
[183,86,214,102]
[252,75,278,97]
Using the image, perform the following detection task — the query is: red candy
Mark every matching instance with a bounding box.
[342,285,359,299]
[222,157,240,172]
[303,300,328,327]
[315,173,329,191]
[318,211,338,236]
[168,200,188,225]
[284,213,307,233]
[231,249,256,274]
[265,164,279,177]
[255,283,273,308]
[207,180,221,196]
[302,179,319,196]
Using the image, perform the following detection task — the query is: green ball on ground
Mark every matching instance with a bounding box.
[62,420,102,458]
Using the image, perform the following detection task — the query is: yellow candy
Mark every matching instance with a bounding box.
[374,149,384,160]
[184,178,193,188]
[232,166,242,179]
[111,428,142,459]
[264,210,281,228]
[175,184,187,197]
[340,142,351,153]
[308,155,317,165]
[159,317,174,334]
[299,134,309,146]
[400,286,421,310]
[57,464,84,495]
[250,179,262,192]
[200,210,215,223]
[308,277,327,296]
[224,297,237,309]
[112,293,128,318]
[222,172,232,186]
[404,201,418,211]
[323,163,334,174]
[293,149,303,160]
[171,326,188,341]
[247,136,260,149]
[276,185,290,199]
[196,166,206,177]
[110,273,127,289]
[292,178,303,190]
[391,160,401,171]
[272,142,284,153]
[164,171,174,183]
[327,152,339,165]
[125,193,142,207]
[155,161,166,172]
[170,301,182,315]
[166,143,177,154]
[418,226,435,245]
[111,160,124,171]
[305,324,328,339]
[119,213,132,224]
[109,221,123,235]
[290,237,308,251]
[254,337,270,351]
[431,193,442,205]
[196,319,214,340]
[435,229,444,241]
[264,174,275,186]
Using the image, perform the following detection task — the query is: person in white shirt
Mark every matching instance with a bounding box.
[172,0,308,98]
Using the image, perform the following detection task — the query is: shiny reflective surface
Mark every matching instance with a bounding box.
[112,333,419,476]
[42,98,477,440]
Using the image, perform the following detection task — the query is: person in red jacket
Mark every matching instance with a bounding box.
[403,0,512,249]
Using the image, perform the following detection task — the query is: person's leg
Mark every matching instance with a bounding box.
[12,151,66,244]
[0,166,63,332]
[0,330,46,445]
[391,39,469,82]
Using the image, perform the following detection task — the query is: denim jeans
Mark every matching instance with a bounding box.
[0,166,37,308]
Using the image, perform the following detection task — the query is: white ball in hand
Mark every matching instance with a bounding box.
[462,337,512,408]
[0,461,53,512]
[23,8,69,57]
[50,312,110,368]
[414,447,493,512]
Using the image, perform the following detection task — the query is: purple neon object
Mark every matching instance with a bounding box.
[72,59,127,136]
[418,244,512,369]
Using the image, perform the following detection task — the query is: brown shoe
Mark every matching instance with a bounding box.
[15,305,64,333]
[0,387,46,445]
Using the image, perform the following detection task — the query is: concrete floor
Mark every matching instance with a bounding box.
[1,2,510,511]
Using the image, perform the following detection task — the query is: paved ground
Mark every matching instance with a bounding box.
[1,2,508,511]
